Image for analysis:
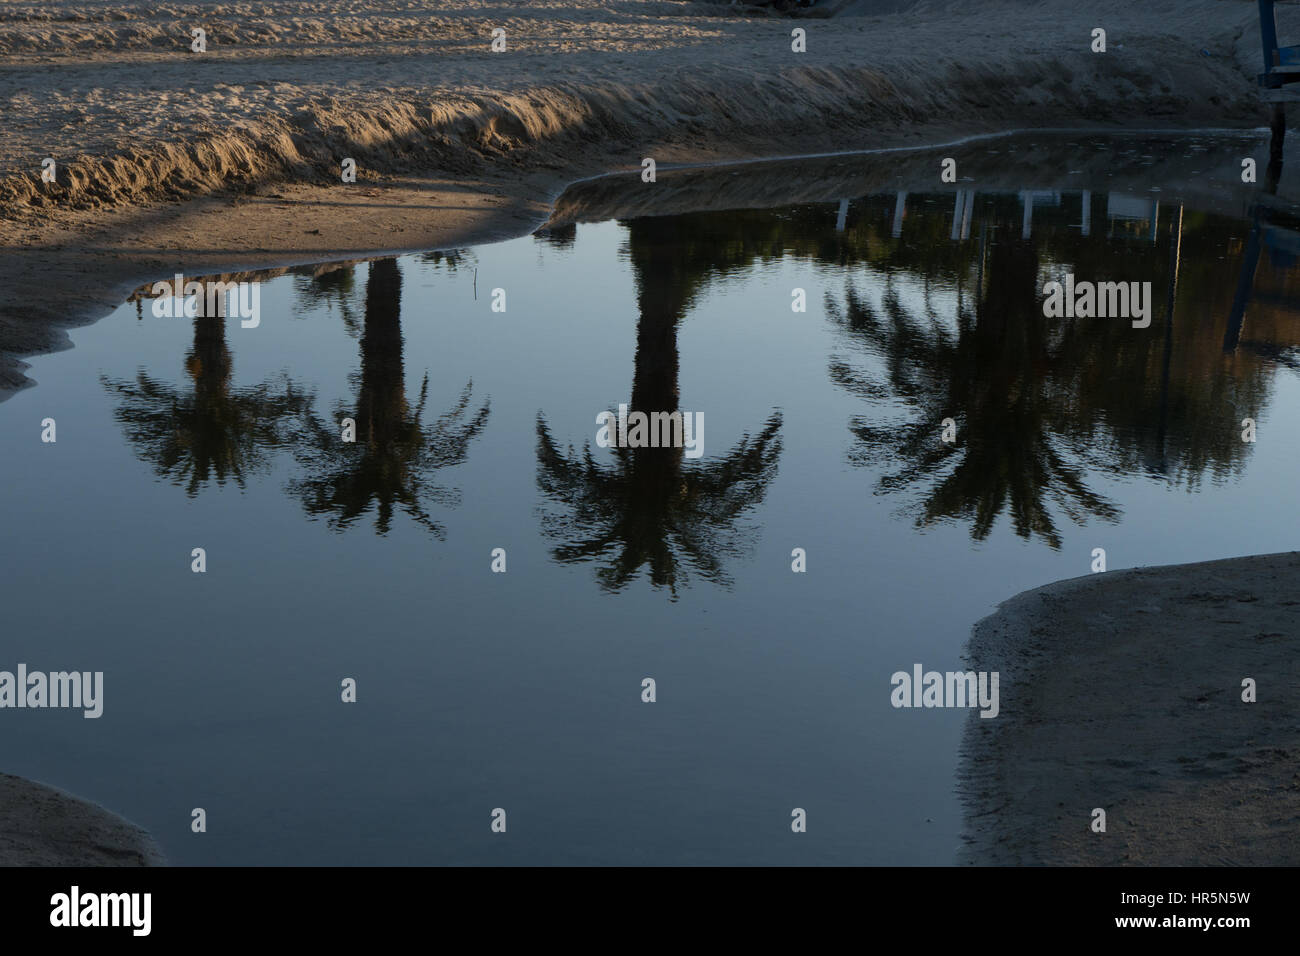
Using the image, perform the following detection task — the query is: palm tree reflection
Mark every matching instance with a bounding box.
[288,258,490,537]
[536,218,783,596]
[293,263,360,336]
[102,295,309,497]
[829,231,1120,548]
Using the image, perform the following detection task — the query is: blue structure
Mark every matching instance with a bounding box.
[1225,200,1300,352]
[1258,0,1300,102]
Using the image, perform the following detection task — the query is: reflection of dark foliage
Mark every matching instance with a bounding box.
[809,194,1284,545]
[294,264,360,336]
[536,412,782,596]
[102,313,310,498]
[829,254,1119,548]
[533,223,576,250]
[418,249,476,273]
[288,259,489,537]
[536,215,785,596]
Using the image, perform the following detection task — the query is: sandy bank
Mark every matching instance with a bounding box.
[546,127,1287,226]
[0,0,1276,398]
[0,773,164,866]
[961,552,1300,866]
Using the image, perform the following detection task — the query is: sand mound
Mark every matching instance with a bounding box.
[0,773,164,866]
[962,552,1300,865]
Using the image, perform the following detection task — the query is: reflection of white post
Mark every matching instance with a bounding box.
[892,191,907,238]
[1021,191,1034,239]
[836,198,849,232]
[1167,204,1183,319]
[1149,201,1159,243]
[1081,190,1091,237]
[950,191,973,241]
[977,222,988,298]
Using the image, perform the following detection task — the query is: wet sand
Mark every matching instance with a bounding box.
[0,773,164,866]
[961,552,1300,865]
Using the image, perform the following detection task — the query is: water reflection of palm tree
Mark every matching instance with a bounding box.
[294,263,360,335]
[289,258,489,537]
[830,234,1119,548]
[536,218,783,595]
[102,297,309,497]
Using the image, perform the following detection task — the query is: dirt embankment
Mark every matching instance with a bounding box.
[0,0,1276,397]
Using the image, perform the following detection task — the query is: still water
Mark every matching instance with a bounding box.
[2,133,1299,864]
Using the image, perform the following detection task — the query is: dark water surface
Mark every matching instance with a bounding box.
[2,132,1299,864]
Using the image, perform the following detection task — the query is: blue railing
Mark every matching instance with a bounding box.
[1259,0,1300,89]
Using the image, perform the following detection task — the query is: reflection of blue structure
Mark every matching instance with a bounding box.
[914,190,1158,242]
[1019,190,1060,239]
[1258,0,1300,103]
[882,189,1182,249]
[1226,201,1300,352]
[1105,194,1160,242]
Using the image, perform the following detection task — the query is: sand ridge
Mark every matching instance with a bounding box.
[0,0,1276,396]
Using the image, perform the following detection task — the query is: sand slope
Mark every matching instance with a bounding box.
[0,0,1267,215]
[0,0,1276,397]
[0,773,164,866]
